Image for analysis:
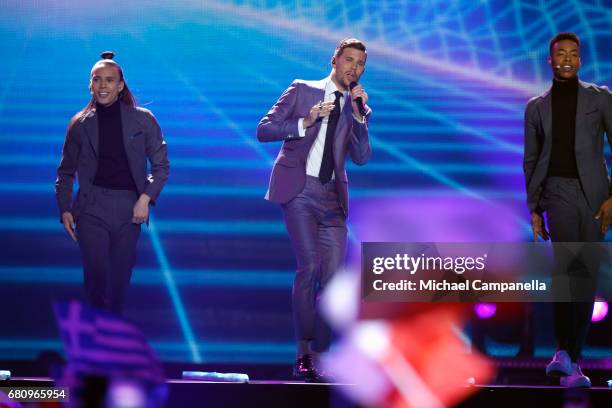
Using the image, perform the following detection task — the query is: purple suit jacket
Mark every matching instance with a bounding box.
[256,78,371,214]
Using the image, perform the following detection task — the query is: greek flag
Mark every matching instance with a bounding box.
[53,300,164,385]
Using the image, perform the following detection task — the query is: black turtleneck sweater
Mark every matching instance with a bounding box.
[93,101,138,191]
[548,77,579,178]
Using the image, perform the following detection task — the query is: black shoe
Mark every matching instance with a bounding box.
[293,354,323,382]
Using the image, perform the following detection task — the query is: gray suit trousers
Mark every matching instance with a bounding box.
[543,177,603,361]
[76,186,141,314]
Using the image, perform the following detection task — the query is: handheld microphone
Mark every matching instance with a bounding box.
[349,81,367,116]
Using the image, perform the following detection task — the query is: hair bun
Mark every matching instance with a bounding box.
[100,51,115,60]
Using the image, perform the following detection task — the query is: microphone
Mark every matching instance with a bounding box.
[349,81,367,116]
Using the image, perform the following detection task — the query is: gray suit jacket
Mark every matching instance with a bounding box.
[524,80,612,212]
[256,78,371,214]
[55,102,170,221]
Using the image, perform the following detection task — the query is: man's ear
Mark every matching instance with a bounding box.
[331,56,336,66]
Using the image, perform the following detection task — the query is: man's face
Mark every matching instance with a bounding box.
[549,39,580,80]
[331,47,366,91]
[90,64,124,106]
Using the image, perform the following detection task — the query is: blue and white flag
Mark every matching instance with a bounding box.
[53,300,165,385]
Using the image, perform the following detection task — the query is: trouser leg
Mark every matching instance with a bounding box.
[77,212,112,310]
[283,189,320,357]
[544,177,602,361]
[282,177,347,356]
[312,185,346,353]
[109,219,140,314]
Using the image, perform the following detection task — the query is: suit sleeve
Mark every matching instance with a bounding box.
[256,81,302,142]
[143,111,169,203]
[348,106,372,165]
[602,87,612,197]
[55,120,80,222]
[523,100,541,212]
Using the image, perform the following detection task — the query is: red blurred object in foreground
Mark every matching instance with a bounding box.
[324,305,494,408]
[384,307,493,407]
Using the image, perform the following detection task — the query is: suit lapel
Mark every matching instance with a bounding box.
[538,88,552,146]
[304,86,326,142]
[337,93,353,134]
[82,110,99,157]
[328,94,353,183]
[83,103,141,157]
[539,81,596,154]
[576,80,596,115]
[575,81,597,140]
[303,79,352,145]
[120,103,139,156]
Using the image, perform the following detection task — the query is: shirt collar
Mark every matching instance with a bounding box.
[324,76,345,99]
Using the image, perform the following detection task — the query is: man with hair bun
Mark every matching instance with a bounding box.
[55,52,169,314]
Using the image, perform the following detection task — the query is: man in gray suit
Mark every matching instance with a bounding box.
[524,32,612,387]
[56,52,169,314]
[257,38,371,381]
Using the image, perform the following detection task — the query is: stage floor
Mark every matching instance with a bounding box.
[3,377,611,407]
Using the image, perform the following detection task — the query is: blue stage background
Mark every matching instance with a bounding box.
[0,0,611,364]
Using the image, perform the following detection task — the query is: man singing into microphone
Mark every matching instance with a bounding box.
[257,38,371,382]
[524,32,612,387]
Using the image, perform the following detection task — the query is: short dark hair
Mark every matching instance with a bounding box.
[549,32,580,55]
[334,38,367,58]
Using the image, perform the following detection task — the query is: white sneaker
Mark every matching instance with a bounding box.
[560,363,591,388]
[546,350,572,377]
